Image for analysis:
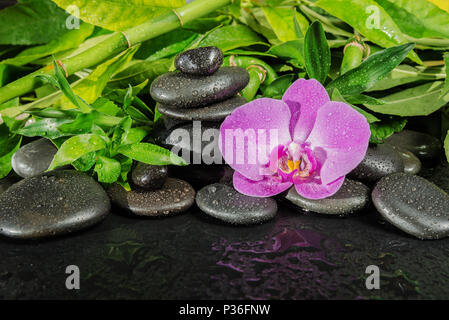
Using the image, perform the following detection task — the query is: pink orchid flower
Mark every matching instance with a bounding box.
[219,79,371,200]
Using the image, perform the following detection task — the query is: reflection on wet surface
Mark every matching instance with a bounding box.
[1,164,449,299]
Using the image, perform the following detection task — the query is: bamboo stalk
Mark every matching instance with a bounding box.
[0,0,231,104]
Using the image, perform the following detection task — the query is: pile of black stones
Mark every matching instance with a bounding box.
[0,46,448,241]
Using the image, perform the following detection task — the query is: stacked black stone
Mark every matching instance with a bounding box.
[150,46,250,188]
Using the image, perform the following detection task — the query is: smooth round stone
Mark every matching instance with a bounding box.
[108,178,195,217]
[150,67,249,108]
[284,179,370,215]
[0,170,110,240]
[372,173,449,240]
[392,146,422,175]
[154,121,222,163]
[196,183,278,225]
[0,176,20,195]
[131,162,168,190]
[175,46,223,76]
[385,130,442,160]
[349,144,404,183]
[11,138,57,178]
[158,96,247,121]
[170,164,234,188]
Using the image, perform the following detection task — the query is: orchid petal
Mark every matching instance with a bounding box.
[295,176,345,200]
[219,98,292,181]
[282,79,330,142]
[233,171,293,198]
[306,101,371,185]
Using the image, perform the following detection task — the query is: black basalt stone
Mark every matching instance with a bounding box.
[150,67,249,108]
[175,46,223,76]
[372,173,449,240]
[11,138,57,178]
[108,178,195,217]
[158,96,247,121]
[153,121,223,164]
[385,130,442,161]
[195,183,278,225]
[284,179,370,216]
[0,170,110,240]
[349,144,404,183]
[131,162,168,191]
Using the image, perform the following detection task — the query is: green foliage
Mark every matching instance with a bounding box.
[374,0,449,39]
[327,43,415,95]
[304,21,330,84]
[51,0,185,31]
[364,81,449,116]
[316,0,422,64]
[0,0,70,45]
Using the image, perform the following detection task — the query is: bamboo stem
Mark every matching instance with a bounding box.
[0,0,231,104]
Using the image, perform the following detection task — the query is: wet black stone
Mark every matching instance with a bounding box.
[108,178,195,217]
[175,46,223,76]
[170,164,234,188]
[284,179,370,215]
[11,138,57,178]
[349,144,404,183]
[153,121,222,164]
[393,146,422,175]
[385,130,442,161]
[0,176,20,195]
[150,67,249,108]
[0,170,110,240]
[158,96,246,121]
[372,173,449,240]
[196,183,278,225]
[131,163,168,191]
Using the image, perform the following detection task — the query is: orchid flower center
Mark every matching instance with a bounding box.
[268,142,317,184]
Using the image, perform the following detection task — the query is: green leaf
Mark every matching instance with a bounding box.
[370,117,407,143]
[344,94,385,106]
[1,23,94,66]
[0,0,70,45]
[137,29,199,62]
[330,88,380,123]
[441,53,449,98]
[262,7,308,42]
[268,40,305,67]
[445,130,449,163]
[0,64,31,86]
[72,151,97,172]
[51,0,185,31]
[57,112,95,135]
[365,81,449,116]
[16,118,72,139]
[91,98,123,117]
[108,58,171,88]
[367,65,446,92]
[0,124,21,158]
[373,0,449,39]
[51,59,92,113]
[199,25,267,51]
[94,156,121,184]
[262,74,295,99]
[327,43,415,96]
[304,21,330,84]
[0,136,21,179]
[57,46,138,110]
[123,127,151,145]
[48,134,107,170]
[118,143,187,166]
[316,0,422,64]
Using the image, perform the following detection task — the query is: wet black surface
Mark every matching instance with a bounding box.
[0,163,449,300]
